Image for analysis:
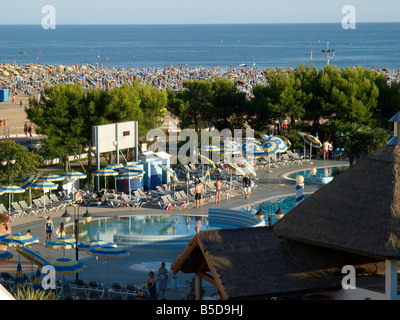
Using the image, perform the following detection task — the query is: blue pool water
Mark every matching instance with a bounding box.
[288,166,347,184]
[244,194,311,225]
[77,215,217,244]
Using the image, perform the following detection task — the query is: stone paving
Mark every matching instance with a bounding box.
[1,158,348,300]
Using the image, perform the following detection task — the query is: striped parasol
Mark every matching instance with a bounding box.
[303,133,322,148]
[37,174,64,182]
[241,137,261,144]
[13,262,25,289]
[106,163,124,170]
[78,240,117,251]
[276,135,292,149]
[87,245,130,282]
[0,250,13,261]
[266,136,288,153]
[92,167,118,189]
[205,169,210,183]
[260,133,270,141]
[16,247,49,268]
[121,165,145,175]
[29,180,58,211]
[158,164,178,181]
[185,169,190,195]
[49,257,86,276]
[241,142,265,158]
[223,161,246,176]
[1,185,25,215]
[44,237,83,258]
[20,174,39,207]
[261,140,279,157]
[33,268,43,291]
[0,233,39,248]
[197,153,216,171]
[238,158,257,178]
[60,171,87,180]
[116,170,143,197]
[199,145,221,152]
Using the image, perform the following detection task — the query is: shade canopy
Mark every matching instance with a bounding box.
[87,245,130,258]
[261,140,279,157]
[16,247,49,268]
[92,168,119,176]
[44,237,83,250]
[223,161,246,176]
[78,240,117,251]
[19,174,39,189]
[241,142,265,158]
[0,233,39,247]
[0,250,13,261]
[158,164,178,181]
[60,171,87,180]
[49,257,86,275]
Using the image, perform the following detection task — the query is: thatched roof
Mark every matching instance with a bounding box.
[171,227,382,300]
[274,144,400,259]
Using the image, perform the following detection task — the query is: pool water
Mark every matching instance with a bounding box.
[74,215,218,244]
[288,166,347,184]
[243,194,310,225]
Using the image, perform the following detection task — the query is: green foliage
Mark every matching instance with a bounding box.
[337,123,389,165]
[0,139,43,181]
[167,78,247,133]
[11,286,59,300]
[331,167,348,177]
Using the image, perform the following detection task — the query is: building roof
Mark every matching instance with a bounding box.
[171,227,382,300]
[274,144,400,259]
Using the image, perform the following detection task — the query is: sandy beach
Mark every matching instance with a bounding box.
[0,93,32,138]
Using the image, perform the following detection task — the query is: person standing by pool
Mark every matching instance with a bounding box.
[44,216,54,242]
[322,140,329,160]
[157,262,169,298]
[147,271,157,300]
[56,223,66,238]
[214,178,222,204]
[243,174,251,200]
[328,141,333,160]
[195,180,203,208]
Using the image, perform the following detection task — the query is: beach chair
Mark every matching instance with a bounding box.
[87,281,105,300]
[281,153,294,165]
[287,150,303,164]
[33,198,49,213]
[70,279,89,300]
[107,283,125,300]
[18,200,40,215]
[0,204,8,214]
[10,202,26,220]
[123,284,138,300]
[50,193,72,208]
[333,148,344,160]
[121,194,141,208]
[165,194,189,210]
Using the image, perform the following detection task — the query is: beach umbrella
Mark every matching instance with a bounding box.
[14,262,25,289]
[106,163,124,170]
[299,132,322,159]
[158,164,178,183]
[238,158,257,178]
[92,167,118,190]
[60,171,87,180]
[19,174,39,207]
[116,171,143,198]
[49,257,86,283]
[205,169,210,183]
[0,185,25,215]
[0,233,39,249]
[260,133,269,141]
[241,142,265,158]
[197,153,216,171]
[0,250,13,261]
[29,180,58,211]
[78,240,117,251]
[266,136,288,153]
[241,137,261,144]
[261,140,279,156]
[87,245,130,282]
[223,161,246,189]
[199,145,221,152]
[185,169,190,195]
[37,174,64,182]
[44,237,83,258]
[276,135,292,149]
[33,268,43,291]
[16,247,49,272]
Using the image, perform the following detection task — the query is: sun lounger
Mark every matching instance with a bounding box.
[87,281,105,300]
[10,202,26,220]
[281,153,294,165]
[287,150,303,164]
[70,279,89,300]
[19,200,40,215]
[107,283,125,300]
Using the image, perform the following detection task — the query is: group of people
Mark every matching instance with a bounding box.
[147,262,179,300]
[322,140,334,160]
[23,121,34,137]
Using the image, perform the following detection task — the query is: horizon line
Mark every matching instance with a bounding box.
[0,21,399,26]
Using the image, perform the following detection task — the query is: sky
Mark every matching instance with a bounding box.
[0,0,399,25]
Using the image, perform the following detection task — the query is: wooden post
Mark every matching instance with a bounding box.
[195,275,202,300]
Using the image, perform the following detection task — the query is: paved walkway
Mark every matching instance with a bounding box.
[2,158,348,300]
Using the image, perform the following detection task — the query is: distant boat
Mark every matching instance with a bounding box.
[19,51,26,54]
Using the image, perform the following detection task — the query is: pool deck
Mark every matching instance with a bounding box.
[2,158,348,300]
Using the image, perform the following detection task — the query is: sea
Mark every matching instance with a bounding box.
[0,23,399,71]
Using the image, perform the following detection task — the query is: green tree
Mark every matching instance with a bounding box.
[337,123,389,165]
[0,139,43,182]
[26,83,87,171]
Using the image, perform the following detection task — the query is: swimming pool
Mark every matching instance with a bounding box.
[285,166,348,184]
[71,208,263,247]
[243,194,311,225]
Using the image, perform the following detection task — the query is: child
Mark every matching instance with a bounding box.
[171,271,179,292]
